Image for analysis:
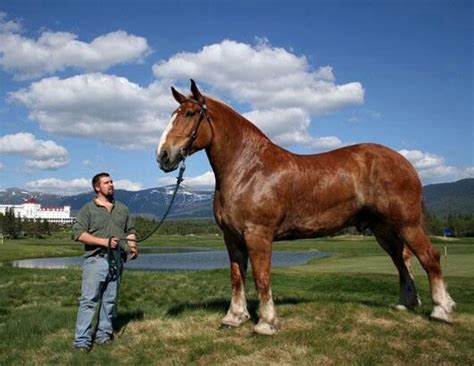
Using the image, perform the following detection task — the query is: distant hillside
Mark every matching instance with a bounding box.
[1,178,473,218]
[423,178,474,217]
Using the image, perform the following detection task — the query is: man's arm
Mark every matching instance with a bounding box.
[73,206,119,248]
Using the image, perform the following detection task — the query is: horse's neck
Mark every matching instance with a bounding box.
[205,101,272,185]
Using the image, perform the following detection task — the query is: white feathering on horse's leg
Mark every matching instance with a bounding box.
[221,287,250,328]
[253,291,280,336]
[221,310,250,328]
[430,278,456,323]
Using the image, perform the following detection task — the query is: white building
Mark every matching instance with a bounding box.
[0,198,75,224]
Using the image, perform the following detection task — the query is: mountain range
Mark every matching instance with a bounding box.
[423,178,474,217]
[1,178,473,218]
[0,185,214,219]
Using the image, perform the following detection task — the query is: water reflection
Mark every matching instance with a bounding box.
[12,249,330,271]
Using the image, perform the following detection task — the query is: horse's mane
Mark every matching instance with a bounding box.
[205,96,271,143]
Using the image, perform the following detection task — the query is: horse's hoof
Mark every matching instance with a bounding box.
[394,298,421,311]
[220,312,250,328]
[394,304,408,311]
[253,321,279,336]
[431,305,453,324]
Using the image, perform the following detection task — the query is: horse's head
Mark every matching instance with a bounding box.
[157,80,213,172]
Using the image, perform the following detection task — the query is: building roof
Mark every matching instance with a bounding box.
[24,197,40,204]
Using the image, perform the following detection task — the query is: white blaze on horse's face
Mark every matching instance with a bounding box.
[157,111,184,172]
[157,112,177,156]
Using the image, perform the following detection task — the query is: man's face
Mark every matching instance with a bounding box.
[96,176,114,197]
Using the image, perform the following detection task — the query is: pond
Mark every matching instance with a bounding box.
[11,248,331,271]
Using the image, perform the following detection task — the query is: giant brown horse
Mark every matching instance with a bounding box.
[157,80,455,335]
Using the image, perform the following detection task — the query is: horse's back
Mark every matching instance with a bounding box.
[287,143,423,227]
[302,142,420,191]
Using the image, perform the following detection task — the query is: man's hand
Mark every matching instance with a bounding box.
[78,232,120,249]
[127,234,137,260]
[109,237,119,249]
[128,244,138,260]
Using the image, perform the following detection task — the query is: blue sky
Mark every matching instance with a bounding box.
[0,0,472,194]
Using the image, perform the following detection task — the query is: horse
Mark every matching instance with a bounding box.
[156,80,455,335]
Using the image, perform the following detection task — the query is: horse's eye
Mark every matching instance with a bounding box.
[185,110,195,117]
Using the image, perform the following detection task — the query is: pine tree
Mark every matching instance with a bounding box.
[4,208,18,239]
[41,219,51,236]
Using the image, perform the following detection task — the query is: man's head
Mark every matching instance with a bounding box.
[92,172,114,199]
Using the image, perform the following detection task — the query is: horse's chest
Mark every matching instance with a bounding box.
[213,192,247,228]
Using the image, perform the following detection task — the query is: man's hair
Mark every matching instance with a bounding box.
[92,172,110,193]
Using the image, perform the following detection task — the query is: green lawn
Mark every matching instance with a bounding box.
[0,234,473,365]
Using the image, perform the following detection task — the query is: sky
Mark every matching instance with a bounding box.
[0,0,473,195]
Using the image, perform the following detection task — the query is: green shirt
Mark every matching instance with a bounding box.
[72,199,136,256]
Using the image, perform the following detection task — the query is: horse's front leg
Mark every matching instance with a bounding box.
[221,232,251,328]
[245,227,280,335]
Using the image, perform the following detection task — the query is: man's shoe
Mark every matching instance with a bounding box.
[74,345,91,353]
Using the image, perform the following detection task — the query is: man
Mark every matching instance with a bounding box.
[72,172,138,352]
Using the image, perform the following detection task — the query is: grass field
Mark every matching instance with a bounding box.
[0,234,473,365]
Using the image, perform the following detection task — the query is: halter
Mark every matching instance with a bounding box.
[180,97,211,156]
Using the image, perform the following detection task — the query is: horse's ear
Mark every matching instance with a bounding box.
[190,79,205,104]
[171,86,186,104]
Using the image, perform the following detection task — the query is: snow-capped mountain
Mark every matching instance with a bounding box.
[0,186,214,218]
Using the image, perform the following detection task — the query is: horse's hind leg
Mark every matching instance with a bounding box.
[402,246,415,281]
[371,222,421,310]
[398,224,456,323]
[221,232,251,328]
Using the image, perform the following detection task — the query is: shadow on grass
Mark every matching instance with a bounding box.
[165,295,414,323]
[113,309,144,335]
[166,297,311,322]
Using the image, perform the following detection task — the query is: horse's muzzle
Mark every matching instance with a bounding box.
[157,148,182,172]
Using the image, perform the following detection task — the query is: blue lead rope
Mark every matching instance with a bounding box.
[106,159,187,279]
[132,159,186,243]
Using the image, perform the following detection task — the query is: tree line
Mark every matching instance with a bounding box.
[424,213,474,237]
[134,216,222,237]
[0,209,56,239]
[1,210,473,239]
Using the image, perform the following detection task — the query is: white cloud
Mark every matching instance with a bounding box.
[8,39,362,151]
[0,132,69,170]
[464,167,474,177]
[0,11,22,33]
[10,73,174,148]
[0,12,151,80]
[0,162,4,171]
[25,178,90,195]
[114,179,143,191]
[153,39,363,149]
[243,108,341,150]
[25,177,143,195]
[159,171,215,190]
[399,149,474,184]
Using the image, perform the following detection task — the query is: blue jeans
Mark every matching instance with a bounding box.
[74,255,121,347]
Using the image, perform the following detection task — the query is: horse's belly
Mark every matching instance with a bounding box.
[275,202,359,240]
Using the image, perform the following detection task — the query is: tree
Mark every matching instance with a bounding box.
[29,219,43,239]
[3,208,18,239]
[40,219,51,236]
